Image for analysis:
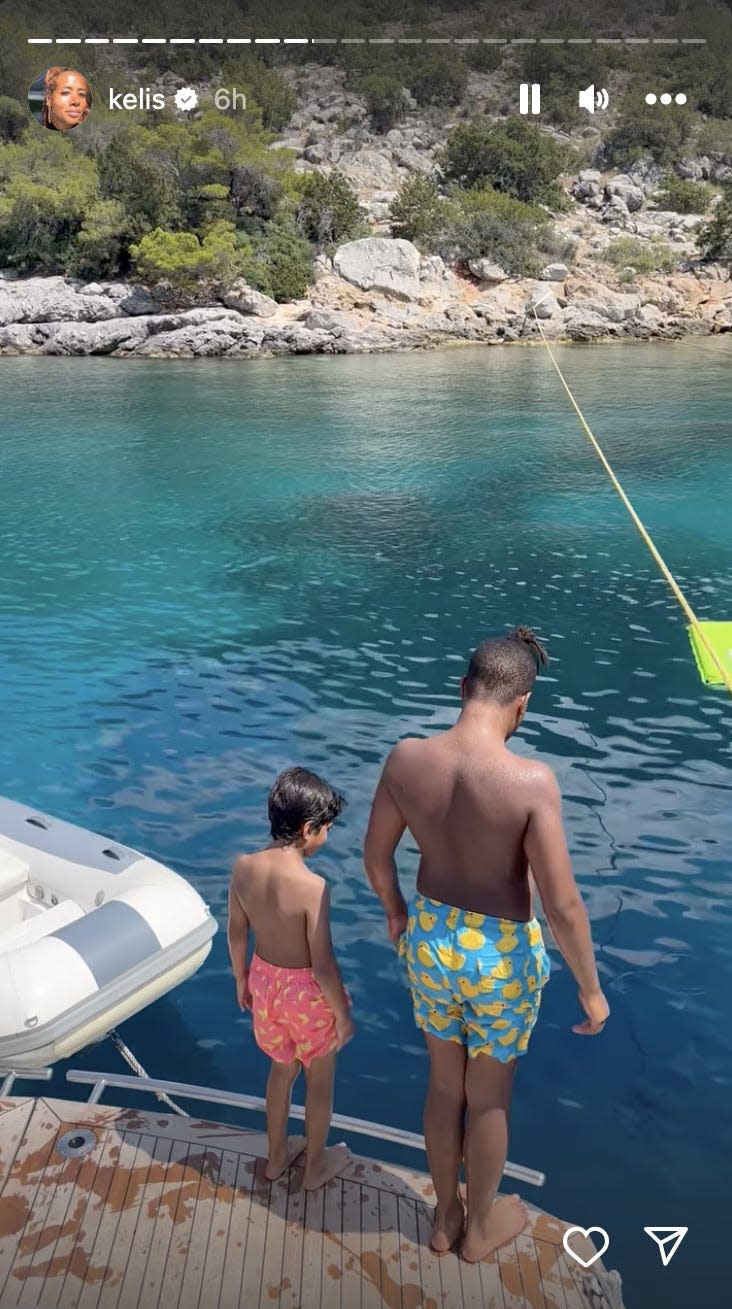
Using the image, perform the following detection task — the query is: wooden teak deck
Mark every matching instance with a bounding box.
[0,1096,622,1309]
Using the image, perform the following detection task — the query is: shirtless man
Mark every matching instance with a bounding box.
[364,627,609,1262]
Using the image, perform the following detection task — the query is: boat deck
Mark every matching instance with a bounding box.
[0,1095,621,1309]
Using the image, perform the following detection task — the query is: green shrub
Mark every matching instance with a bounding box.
[696,119,732,161]
[221,54,297,131]
[389,174,447,246]
[604,91,695,167]
[99,128,181,236]
[72,199,130,278]
[0,135,98,270]
[131,221,242,292]
[240,216,314,301]
[355,73,406,134]
[601,237,679,274]
[0,13,39,103]
[697,184,732,265]
[440,118,568,204]
[657,7,732,118]
[438,187,551,277]
[409,51,468,108]
[656,172,712,214]
[0,96,26,144]
[462,43,503,73]
[296,170,363,246]
[230,164,284,222]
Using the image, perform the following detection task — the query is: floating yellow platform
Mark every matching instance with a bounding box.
[688,622,732,688]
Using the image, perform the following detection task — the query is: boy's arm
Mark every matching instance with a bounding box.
[363,749,408,943]
[523,766,609,1036]
[306,881,353,1047]
[227,868,252,1011]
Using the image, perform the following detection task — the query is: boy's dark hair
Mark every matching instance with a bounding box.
[463,626,548,706]
[268,766,346,843]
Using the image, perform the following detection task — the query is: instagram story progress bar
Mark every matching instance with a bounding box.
[519,83,541,115]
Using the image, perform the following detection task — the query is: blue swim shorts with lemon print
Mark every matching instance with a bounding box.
[400,894,550,1062]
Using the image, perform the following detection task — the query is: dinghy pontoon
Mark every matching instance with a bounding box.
[0,794,216,1067]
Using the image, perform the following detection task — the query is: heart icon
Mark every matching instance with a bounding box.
[562,1225,610,1269]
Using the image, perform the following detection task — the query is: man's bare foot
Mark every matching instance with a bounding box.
[265,1134,307,1181]
[303,1143,351,1191]
[460,1195,528,1263]
[429,1195,465,1254]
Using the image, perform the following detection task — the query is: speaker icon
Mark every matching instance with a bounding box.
[579,84,610,114]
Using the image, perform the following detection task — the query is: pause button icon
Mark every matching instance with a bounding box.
[519,83,541,115]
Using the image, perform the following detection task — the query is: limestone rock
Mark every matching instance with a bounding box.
[301,310,345,334]
[626,159,664,195]
[333,238,442,302]
[525,287,559,319]
[540,263,569,282]
[467,259,509,282]
[41,318,151,355]
[0,277,119,326]
[0,323,49,353]
[605,176,644,212]
[676,158,705,181]
[638,303,662,324]
[572,169,602,201]
[419,255,448,284]
[220,281,278,317]
[602,197,630,225]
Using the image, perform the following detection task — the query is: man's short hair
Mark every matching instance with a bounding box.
[464,626,548,705]
[268,766,345,843]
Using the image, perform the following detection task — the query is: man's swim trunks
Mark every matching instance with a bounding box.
[249,954,339,1067]
[401,895,550,1061]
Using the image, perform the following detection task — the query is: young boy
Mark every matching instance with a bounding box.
[228,766,354,1189]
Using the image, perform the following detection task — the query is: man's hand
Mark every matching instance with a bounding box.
[236,975,253,1012]
[573,987,610,1036]
[386,899,408,945]
[335,1013,355,1049]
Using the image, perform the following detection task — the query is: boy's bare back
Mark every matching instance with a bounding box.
[382,725,553,921]
[231,848,325,969]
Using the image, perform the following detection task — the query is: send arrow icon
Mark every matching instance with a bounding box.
[643,1227,688,1266]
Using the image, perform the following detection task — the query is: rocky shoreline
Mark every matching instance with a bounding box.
[0,235,730,360]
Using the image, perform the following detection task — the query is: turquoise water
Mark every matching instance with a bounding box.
[1,344,731,1308]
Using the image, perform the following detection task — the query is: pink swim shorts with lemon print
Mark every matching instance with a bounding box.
[249,953,340,1067]
[400,894,550,1062]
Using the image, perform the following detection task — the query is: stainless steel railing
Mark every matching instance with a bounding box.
[0,1067,53,1096]
[65,1068,545,1186]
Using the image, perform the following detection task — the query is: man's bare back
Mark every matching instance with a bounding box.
[231,848,323,968]
[364,628,609,1264]
[382,725,547,920]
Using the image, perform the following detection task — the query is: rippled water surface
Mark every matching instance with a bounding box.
[1,344,731,1308]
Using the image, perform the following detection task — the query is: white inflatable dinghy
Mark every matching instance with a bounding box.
[0,795,217,1068]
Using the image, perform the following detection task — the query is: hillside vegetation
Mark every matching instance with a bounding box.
[1,0,731,298]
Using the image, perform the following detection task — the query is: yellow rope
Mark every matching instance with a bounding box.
[531,310,732,694]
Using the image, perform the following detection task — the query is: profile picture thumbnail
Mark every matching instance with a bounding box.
[28,66,92,132]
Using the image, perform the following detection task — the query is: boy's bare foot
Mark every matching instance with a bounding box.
[429,1195,465,1254]
[303,1143,351,1191]
[265,1134,307,1181]
[460,1194,528,1263]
